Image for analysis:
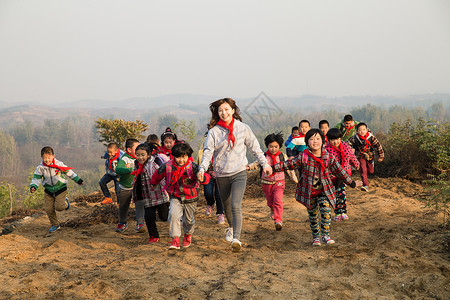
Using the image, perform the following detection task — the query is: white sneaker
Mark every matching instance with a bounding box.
[231,239,241,252]
[225,227,233,242]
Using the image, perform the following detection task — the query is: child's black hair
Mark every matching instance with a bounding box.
[135,143,152,155]
[319,120,329,127]
[125,138,140,150]
[41,146,54,156]
[264,132,284,148]
[161,127,178,143]
[299,119,310,126]
[343,114,353,122]
[146,134,159,145]
[107,142,118,149]
[356,122,367,130]
[171,142,193,158]
[326,128,343,140]
[291,126,299,133]
[305,129,325,146]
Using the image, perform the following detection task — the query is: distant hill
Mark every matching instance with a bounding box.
[0,93,448,128]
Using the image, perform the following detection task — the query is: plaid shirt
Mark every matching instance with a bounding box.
[132,154,169,208]
[347,132,384,161]
[274,149,354,209]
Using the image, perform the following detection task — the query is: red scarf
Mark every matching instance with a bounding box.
[357,132,372,152]
[43,159,74,172]
[266,150,281,177]
[330,143,345,163]
[131,161,145,177]
[169,161,188,187]
[345,123,355,135]
[107,150,121,171]
[217,118,235,148]
[324,136,329,144]
[305,149,326,172]
[126,151,137,160]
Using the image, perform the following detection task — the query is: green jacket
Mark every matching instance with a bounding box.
[115,152,136,189]
[335,120,359,142]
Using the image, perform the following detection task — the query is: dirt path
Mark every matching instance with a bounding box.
[0,177,448,299]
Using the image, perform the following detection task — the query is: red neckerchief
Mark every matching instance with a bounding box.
[43,158,74,172]
[305,149,326,172]
[266,150,281,177]
[107,150,121,171]
[345,123,355,135]
[357,132,372,152]
[126,151,137,160]
[159,146,172,160]
[217,118,235,148]
[131,161,145,177]
[169,161,188,187]
[330,143,345,162]
[324,136,329,144]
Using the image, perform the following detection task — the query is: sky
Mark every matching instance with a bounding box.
[0,0,449,103]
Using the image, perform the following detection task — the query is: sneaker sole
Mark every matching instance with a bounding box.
[169,246,180,250]
[182,243,191,248]
[275,223,282,231]
[231,241,241,252]
[312,243,321,246]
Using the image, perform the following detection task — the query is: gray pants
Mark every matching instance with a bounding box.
[216,170,247,240]
[118,188,145,225]
[168,197,197,238]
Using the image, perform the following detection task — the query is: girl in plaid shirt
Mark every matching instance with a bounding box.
[132,143,170,244]
[273,129,361,246]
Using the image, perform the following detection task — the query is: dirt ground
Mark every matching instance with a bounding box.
[0,174,448,300]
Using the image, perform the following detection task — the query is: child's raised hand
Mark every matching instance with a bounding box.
[378,158,383,162]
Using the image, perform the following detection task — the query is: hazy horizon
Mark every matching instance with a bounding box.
[1,0,449,104]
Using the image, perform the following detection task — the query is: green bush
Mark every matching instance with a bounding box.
[0,182,18,218]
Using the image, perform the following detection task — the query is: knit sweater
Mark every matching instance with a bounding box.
[347,132,384,161]
[200,119,269,177]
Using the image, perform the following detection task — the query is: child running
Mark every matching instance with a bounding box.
[319,120,330,144]
[115,138,146,234]
[132,143,170,243]
[286,120,310,158]
[30,146,84,233]
[248,132,297,231]
[273,129,361,246]
[325,128,360,221]
[198,98,271,252]
[347,122,384,192]
[99,142,124,205]
[151,142,210,250]
[159,127,178,158]
[146,134,161,153]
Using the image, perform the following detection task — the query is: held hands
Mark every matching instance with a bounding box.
[262,165,272,176]
[30,187,36,193]
[378,158,384,162]
[197,170,205,182]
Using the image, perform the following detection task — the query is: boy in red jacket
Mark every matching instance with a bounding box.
[151,142,210,250]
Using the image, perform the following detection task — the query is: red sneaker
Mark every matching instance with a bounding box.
[168,237,180,250]
[148,237,160,243]
[182,234,192,248]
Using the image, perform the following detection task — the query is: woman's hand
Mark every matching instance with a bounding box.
[197,170,205,182]
[263,165,272,176]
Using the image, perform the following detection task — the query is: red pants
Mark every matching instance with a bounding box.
[359,158,374,186]
[262,181,285,223]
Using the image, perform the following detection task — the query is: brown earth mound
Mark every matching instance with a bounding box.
[0,176,448,299]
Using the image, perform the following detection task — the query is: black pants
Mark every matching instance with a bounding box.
[144,202,169,238]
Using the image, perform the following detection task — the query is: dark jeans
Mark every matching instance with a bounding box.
[99,173,120,199]
[203,177,224,214]
[145,203,169,238]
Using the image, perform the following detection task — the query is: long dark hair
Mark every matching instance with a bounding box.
[208,98,243,129]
